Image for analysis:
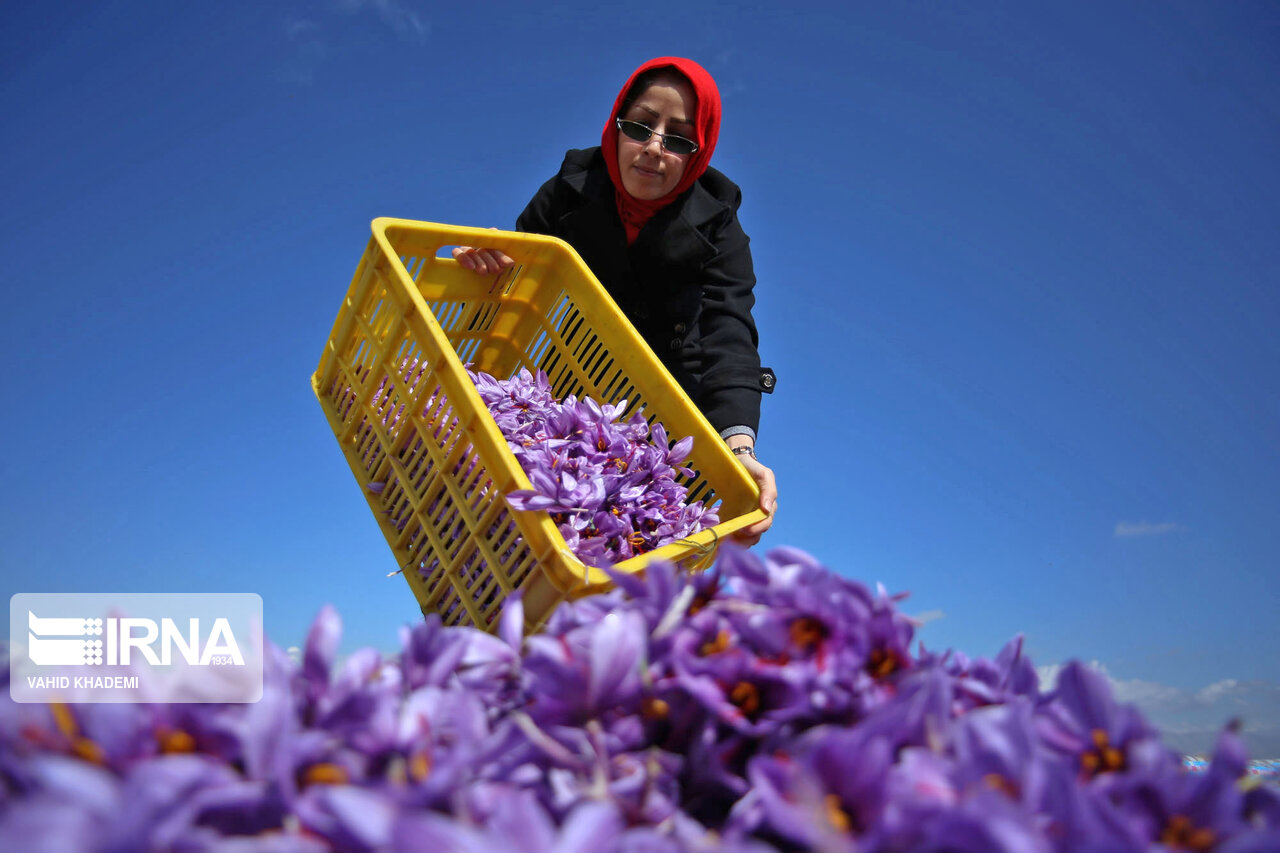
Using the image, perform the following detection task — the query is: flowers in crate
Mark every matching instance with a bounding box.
[468,367,719,566]
[4,546,1277,851]
[361,363,717,567]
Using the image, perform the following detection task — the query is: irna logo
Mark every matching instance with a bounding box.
[27,611,245,667]
[10,593,264,704]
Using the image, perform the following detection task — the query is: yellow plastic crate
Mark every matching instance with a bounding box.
[312,219,766,632]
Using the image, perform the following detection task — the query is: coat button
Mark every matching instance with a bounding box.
[670,338,682,352]
[760,370,776,390]
[673,322,686,334]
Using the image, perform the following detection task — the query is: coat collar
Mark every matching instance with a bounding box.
[560,147,725,267]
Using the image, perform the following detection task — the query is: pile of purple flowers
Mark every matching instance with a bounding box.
[469,367,719,566]
[3,546,1277,851]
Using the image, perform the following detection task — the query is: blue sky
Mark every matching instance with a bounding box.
[2,1,1277,755]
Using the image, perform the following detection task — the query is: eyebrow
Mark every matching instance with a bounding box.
[631,104,694,129]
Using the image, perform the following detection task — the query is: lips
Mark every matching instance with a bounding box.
[632,163,663,179]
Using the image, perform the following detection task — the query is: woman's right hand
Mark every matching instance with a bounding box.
[725,444,776,547]
[451,229,515,275]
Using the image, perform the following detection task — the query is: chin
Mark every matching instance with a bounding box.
[630,178,675,200]
[623,184,661,201]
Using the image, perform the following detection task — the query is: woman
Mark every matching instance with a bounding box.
[455,57,777,544]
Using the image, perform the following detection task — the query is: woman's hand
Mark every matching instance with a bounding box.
[452,246,515,274]
[728,444,776,546]
[451,228,515,275]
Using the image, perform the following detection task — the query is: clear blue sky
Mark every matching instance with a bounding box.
[2,1,1277,755]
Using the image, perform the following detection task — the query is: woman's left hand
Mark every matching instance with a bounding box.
[451,245,515,275]
[731,449,776,546]
[451,227,516,275]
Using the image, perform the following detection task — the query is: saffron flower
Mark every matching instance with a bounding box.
[2,545,1277,851]
[472,367,719,567]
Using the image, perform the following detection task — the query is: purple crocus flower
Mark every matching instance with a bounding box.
[522,609,648,725]
[476,367,719,567]
[0,753,122,851]
[1036,661,1168,792]
[397,613,473,691]
[877,784,1053,853]
[1036,759,1149,852]
[100,754,259,849]
[392,791,624,853]
[5,545,1280,851]
[949,698,1052,813]
[1103,724,1279,852]
[730,725,893,849]
[291,783,397,852]
[667,627,808,739]
[941,634,1043,711]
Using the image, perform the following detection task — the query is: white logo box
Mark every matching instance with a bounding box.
[10,593,263,704]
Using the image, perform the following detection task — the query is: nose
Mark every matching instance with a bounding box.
[642,131,664,156]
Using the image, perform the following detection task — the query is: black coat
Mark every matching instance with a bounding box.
[515,147,776,435]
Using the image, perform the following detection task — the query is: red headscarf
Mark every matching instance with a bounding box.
[601,57,722,244]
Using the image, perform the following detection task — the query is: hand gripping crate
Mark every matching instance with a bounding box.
[312,219,766,632]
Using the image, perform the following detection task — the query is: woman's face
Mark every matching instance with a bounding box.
[616,74,697,201]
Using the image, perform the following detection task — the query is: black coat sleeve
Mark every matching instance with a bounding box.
[692,201,769,435]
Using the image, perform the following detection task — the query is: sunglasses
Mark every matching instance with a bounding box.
[615,119,699,155]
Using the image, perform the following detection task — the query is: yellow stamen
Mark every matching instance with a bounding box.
[983,773,1019,798]
[1159,814,1216,851]
[824,793,851,833]
[302,762,349,786]
[642,697,670,720]
[409,752,431,782]
[51,703,77,739]
[158,729,197,754]
[789,617,825,651]
[71,738,106,765]
[700,629,732,656]
[867,647,902,679]
[1080,729,1127,777]
[729,681,760,717]
[49,703,106,765]
[1187,829,1216,851]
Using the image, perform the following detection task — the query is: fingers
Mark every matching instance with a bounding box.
[451,246,516,276]
[731,511,773,546]
[489,249,515,271]
[739,456,777,514]
[451,246,480,273]
[473,248,514,274]
[731,455,777,547]
[731,520,770,546]
[755,465,777,516]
